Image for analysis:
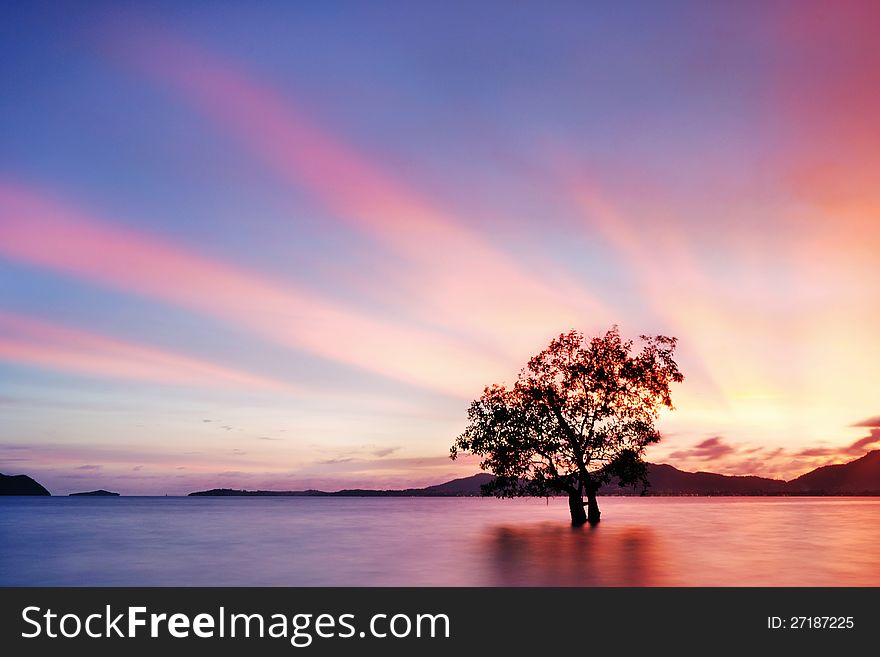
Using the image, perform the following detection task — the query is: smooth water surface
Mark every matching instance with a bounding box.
[2,496,878,586]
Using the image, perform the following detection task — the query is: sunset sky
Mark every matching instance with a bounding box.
[1,1,879,494]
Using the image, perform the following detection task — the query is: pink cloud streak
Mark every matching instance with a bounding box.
[107,25,605,356]
[0,183,506,395]
[0,311,294,391]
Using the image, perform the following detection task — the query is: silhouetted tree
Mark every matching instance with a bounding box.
[451,327,683,525]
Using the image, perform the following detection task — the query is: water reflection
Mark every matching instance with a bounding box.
[486,522,662,586]
[4,497,880,585]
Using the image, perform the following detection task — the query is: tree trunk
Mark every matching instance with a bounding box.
[568,491,588,526]
[586,489,601,525]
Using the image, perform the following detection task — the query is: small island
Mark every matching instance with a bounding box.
[69,490,120,497]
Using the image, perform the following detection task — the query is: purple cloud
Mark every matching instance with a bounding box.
[846,428,880,454]
[668,436,736,461]
[371,447,400,458]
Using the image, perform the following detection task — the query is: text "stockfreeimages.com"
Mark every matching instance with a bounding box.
[22,605,451,647]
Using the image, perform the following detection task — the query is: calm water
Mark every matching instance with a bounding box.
[1,496,879,586]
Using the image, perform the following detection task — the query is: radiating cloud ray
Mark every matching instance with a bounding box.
[571,175,880,443]
[0,311,293,391]
[107,24,606,356]
[570,182,727,401]
[0,183,505,396]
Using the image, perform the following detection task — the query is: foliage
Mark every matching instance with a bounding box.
[450,327,683,500]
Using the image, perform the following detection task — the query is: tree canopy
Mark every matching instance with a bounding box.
[450,326,683,524]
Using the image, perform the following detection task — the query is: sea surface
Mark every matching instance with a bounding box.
[2,496,879,586]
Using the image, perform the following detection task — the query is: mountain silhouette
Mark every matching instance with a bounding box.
[612,463,789,495]
[188,451,880,496]
[70,489,120,496]
[787,450,880,494]
[0,473,50,496]
[6,451,880,498]
[190,473,499,497]
[420,473,497,494]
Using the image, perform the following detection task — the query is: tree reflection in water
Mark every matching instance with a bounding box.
[486,522,664,586]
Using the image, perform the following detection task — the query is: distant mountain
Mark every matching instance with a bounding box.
[189,475,497,497]
[602,463,789,496]
[189,479,497,497]
[0,473,50,496]
[190,488,323,497]
[6,451,876,499]
[787,450,880,494]
[187,452,880,497]
[420,473,496,495]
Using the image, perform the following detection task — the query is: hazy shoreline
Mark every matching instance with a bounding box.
[5,449,880,497]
